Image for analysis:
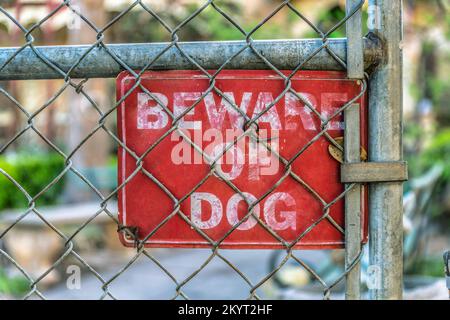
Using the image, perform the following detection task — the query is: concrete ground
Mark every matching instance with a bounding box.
[43,249,285,300]
[41,247,448,300]
[41,248,338,300]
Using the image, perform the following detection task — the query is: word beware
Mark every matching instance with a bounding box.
[137,91,347,131]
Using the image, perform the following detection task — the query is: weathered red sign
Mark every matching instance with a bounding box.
[117,70,368,249]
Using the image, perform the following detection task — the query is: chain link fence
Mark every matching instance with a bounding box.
[0,0,403,300]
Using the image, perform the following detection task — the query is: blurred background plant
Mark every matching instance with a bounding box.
[403,0,450,224]
[0,152,65,211]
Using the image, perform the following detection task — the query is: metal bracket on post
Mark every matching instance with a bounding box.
[344,0,364,300]
[341,161,408,183]
[344,103,362,300]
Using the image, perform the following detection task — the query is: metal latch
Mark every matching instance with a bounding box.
[341,161,408,183]
[328,136,408,183]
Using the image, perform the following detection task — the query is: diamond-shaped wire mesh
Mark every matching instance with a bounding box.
[0,0,368,300]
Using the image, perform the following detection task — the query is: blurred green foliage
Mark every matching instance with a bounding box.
[109,1,374,45]
[303,5,346,38]
[408,256,446,278]
[0,153,65,211]
[405,125,450,218]
[109,2,287,42]
[403,2,450,222]
[0,269,28,297]
[414,129,450,181]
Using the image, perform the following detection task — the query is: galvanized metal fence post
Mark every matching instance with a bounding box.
[344,0,364,300]
[368,0,404,299]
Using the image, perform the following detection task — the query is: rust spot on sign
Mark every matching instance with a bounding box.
[328,136,368,164]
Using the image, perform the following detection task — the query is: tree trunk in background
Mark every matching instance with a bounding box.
[66,0,109,202]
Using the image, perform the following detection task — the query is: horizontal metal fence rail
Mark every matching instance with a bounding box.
[0,38,381,80]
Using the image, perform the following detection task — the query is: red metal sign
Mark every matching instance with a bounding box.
[117,70,368,249]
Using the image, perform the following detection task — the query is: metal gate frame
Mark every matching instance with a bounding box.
[0,0,404,300]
